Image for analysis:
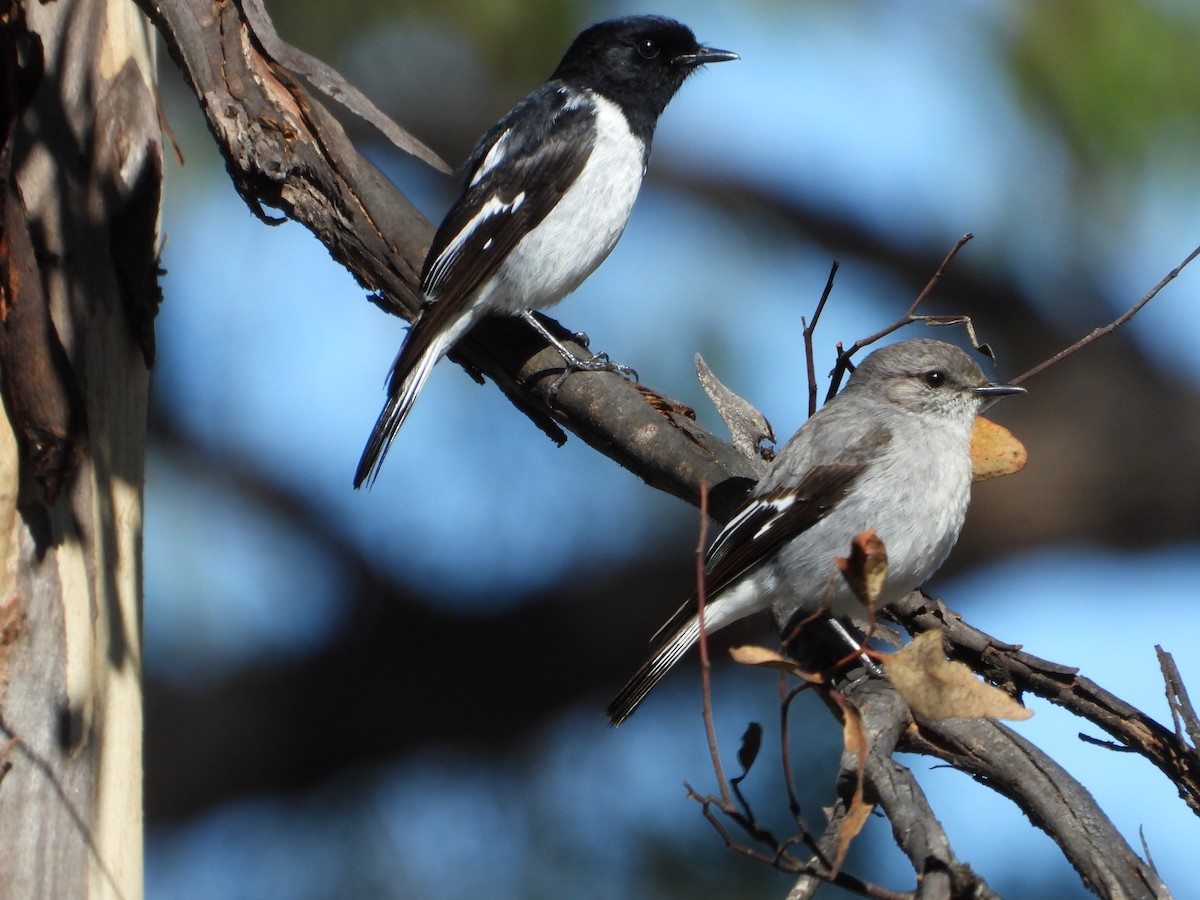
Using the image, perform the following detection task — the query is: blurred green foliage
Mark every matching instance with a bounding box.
[265,0,583,90]
[266,0,1200,175]
[1010,0,1200,169]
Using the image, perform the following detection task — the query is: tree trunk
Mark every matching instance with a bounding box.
[0,0,159,896]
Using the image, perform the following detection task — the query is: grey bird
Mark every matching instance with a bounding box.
[606,338,1025,725]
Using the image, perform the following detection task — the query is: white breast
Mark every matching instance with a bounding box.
[768,416,975,623]
[482,92,646,314]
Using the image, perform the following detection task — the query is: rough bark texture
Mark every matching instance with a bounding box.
[0,0,158,896]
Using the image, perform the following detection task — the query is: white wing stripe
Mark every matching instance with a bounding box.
[425,191,526,290]
[752,496,795,540]
[707,494,797,558]
[470,128,512,187]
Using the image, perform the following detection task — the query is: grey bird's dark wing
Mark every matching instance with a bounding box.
[644,462,865,650]
[605,418,895,724]
[605,463,865,726]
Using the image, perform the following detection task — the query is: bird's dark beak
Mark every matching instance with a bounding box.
[675,46,739,67]
[972,383,1026,398]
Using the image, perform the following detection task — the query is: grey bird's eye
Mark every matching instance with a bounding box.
[923,370,946,388]
[637,39,660,59]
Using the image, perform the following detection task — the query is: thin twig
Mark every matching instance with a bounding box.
[804,261,839,417]
[908,233,975,317]
[826,234,974,400]
[780,681,805,822]
[687,786,792,867]
[1077,733,1137,752]
[779,681,826,865]
[1011,242,1200,385]
[695,482,731,806]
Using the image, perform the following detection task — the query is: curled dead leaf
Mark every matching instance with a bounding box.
[829,693,872,875]
[884,630,1032,721]
[971,416,1027,483]
[633,382,696,421]
[729,645,824,683]
[736,722,763,779]
[834,529,888,611]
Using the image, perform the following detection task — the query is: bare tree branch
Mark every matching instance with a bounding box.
[892,592,1200,817]
[838,680,1001,900]
[905,714,1169,897]
[776,615,1172,897]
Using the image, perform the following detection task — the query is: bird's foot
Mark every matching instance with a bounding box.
[828,617,883,677]
[546,350,638,396]
[521,310,638,398]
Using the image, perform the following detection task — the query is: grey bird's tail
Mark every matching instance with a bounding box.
[605,615,701,726]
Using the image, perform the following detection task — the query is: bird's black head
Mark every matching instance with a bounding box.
[552,16,737,126]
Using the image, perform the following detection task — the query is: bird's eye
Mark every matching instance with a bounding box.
[637,39,660,59]
[923,371,946,388]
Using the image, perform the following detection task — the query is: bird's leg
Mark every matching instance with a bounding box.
[521,311,638,395]
[828,618,883,677]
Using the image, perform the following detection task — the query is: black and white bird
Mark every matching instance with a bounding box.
[354,16,738,488]
[606,340,1026,725]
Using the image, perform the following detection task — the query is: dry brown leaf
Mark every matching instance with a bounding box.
[834,529,888,611]
[729,645,824,683]
[971,416,1027,483]
[835,790,874,876]
[830,693,872,875]
[736,722,763,778]
[884,630,1033,721]
[633,382,696,421]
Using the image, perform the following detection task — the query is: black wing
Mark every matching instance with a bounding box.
[419,84,597,306]
[382,87,598,398]
[356,86,599,478]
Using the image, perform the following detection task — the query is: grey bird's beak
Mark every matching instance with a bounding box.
[972,383,1026,398]
[675,46,740,67]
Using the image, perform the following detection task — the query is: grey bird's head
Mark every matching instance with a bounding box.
[845,339,1025,427]
[552,16,738,121]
